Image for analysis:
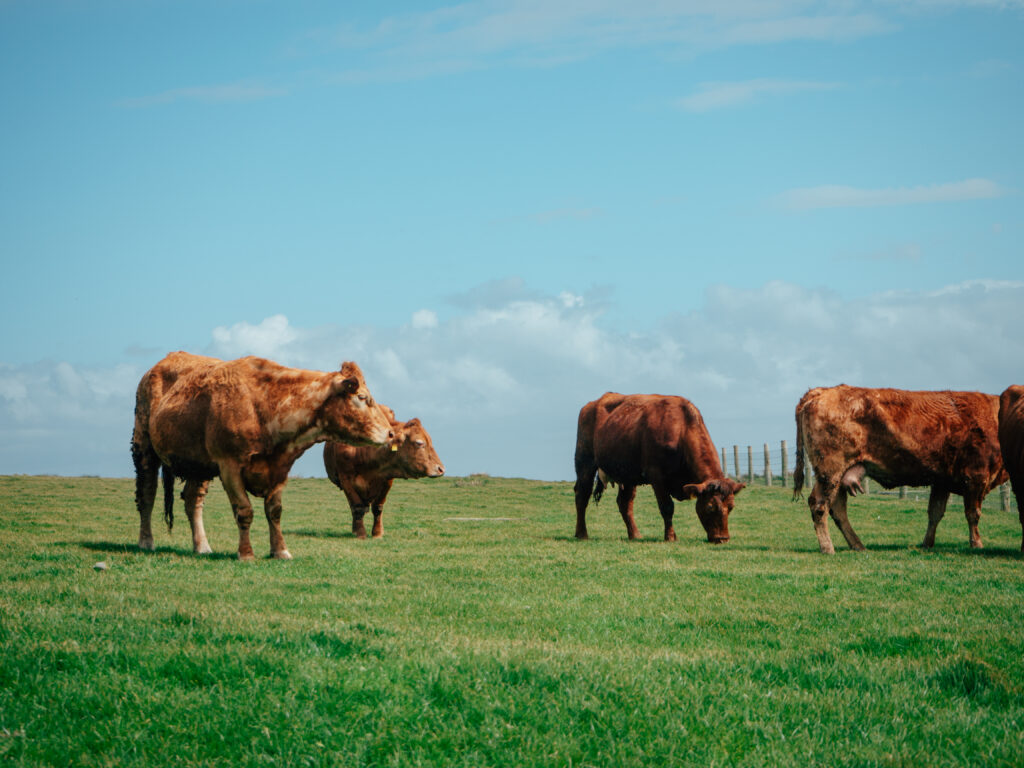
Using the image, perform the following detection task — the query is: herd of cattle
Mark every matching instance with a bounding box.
[130,351,1024,559]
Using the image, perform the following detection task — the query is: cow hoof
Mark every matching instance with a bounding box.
[371,533,383,539]
[238,551,256,562]
[271,550,292,560]
[195,544,213,555]
[138,537,155,551]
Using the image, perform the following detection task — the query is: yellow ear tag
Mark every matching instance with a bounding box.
[391,444,399,452]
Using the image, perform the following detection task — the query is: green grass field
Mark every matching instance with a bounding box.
[1,474,1022,767]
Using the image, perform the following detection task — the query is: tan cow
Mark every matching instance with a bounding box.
[998,385,1024,550]
[132,351,393,560]
[794,385,1006,554]
[323,407,445,538]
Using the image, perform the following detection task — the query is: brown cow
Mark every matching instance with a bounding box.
[794,385,1006,555]
[998,385,1024,550]
[132,351,393,560]
[323,407,445,538]
[574,392,745,542]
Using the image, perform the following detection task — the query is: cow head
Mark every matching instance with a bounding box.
[318,362,393,446]
[390,417,445,479]
[681,478,746,543]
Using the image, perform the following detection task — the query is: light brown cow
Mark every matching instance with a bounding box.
[794,385,1006,554]
[998,385,1024,550]
[574,392,744,542]
[323,407,445,538]
[132,351,393,560]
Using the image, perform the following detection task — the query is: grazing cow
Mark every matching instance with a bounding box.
[793,385,1006,554]
[132,351,393,560]
[323,407,445,538]
[998,385,1024,550]
[574,393,745,542]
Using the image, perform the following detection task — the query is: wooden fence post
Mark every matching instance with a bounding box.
[1002,482,1012,513]
[747,446,753,484]
[763,443,772,487]
[733,445,740,480]
[899,486,907,499]
[721,446,728,476]
[780,439,788,488]
[863,476,870,494]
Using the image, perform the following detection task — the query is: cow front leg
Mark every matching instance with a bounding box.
[219,465,257,561]
[573,465,597,540]
[961,489,984,549]
[829,487,865,551]
[351,504,369,539]
[1017,486,1024,552]
[808,479,836,555]
[182,479,213,554]
[264,486,291,559]
[652,484,676,542]
[371,502,385,538]
[921,486,949,548]
[616,484,641,540]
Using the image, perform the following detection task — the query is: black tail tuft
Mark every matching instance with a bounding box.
[161,465,175,532]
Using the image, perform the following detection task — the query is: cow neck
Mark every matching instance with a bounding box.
[262,374,334,455]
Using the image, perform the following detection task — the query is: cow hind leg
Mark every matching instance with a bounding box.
[920,486,950,548]
[808,479,836,555]
[829,487,866,551]
[182,479,213,555]
[351,504,369,539]
[132,437,159,551]
[573,464,597,540]
[652,484,676,542]
[616,484,641,540]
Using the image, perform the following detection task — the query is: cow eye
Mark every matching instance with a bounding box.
[357,393,367,401]
[414,439,425,447]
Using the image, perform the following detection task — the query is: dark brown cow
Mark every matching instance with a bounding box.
[132,351,393,560]
[794,385,1006,554]
[998,385,1024,550]
[323,407,445,538]
[574,392,745,542]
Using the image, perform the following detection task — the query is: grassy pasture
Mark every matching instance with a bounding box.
[0,473,1022,767]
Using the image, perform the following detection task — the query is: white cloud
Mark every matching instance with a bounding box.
[411,309,439,329]
[779,178,1009,210]
[3,280,1022,480]
[680,79,839,112]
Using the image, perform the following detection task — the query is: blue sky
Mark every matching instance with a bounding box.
[1,1,1022,481]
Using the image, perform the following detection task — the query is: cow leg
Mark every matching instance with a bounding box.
[264,486,292,559]
[218,465,257,561]
[351,504,369,539]
[808,479,836,555]
[1017,487,1024,552]
[920,486,950,548]
[616,484,641,540]
[652,484,676,542]
[181,479,213,554]
[829,488,866,551]
[132,439,159,551]
[961,488,984,550]
[573,464,597,540]
[371,502,384,538]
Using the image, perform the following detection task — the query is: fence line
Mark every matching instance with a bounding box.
[717,440,1015,512]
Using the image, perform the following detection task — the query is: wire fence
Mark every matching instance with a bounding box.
[717,440,1016,513]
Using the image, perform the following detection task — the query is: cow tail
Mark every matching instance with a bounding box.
[593,473,606,504]
[792,411,805,501]
[161,465,175,532]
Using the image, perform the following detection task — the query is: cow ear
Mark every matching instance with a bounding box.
[405,417,421,429]
[681,483,702,499]
[330,374,360,396]
[731,481,747,495]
